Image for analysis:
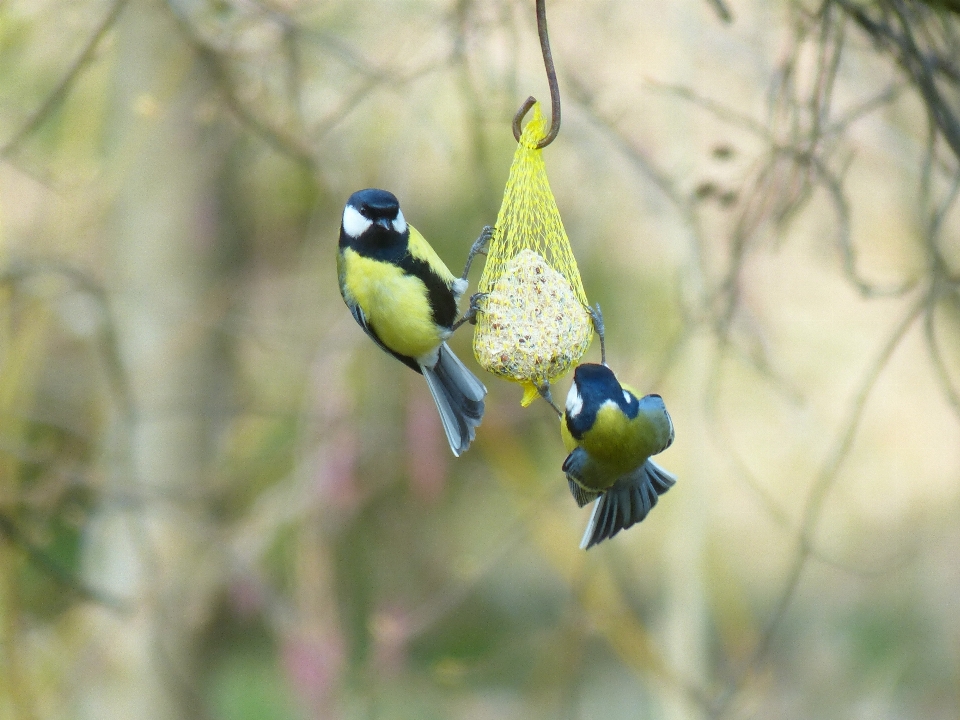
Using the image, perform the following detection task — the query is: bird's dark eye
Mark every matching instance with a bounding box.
[355,189,399,220]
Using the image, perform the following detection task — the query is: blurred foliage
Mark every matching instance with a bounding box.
[0,0,959,719]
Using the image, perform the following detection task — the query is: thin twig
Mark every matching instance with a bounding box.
[925,301,960,422]
[162,0,317,171]
[0,0,130,160]
[0,512,129,612]
[709,289,927,718]
[706,0,734,23]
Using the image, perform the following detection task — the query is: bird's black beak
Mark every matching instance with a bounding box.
[375,217,393,230]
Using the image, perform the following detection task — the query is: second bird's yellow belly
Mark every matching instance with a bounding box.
[578,406,652,474]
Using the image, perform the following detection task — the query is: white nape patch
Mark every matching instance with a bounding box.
[451,277,468,299]
[599,399,619,414]
[623,390,632,405]
[342,205,372,238]
[392,210,407,235]
[566,383,584,417]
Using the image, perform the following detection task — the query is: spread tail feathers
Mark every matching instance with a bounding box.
[580,459,676,550]
[422,343,487,456]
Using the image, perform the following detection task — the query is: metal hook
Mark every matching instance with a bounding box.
[512,0,561,149]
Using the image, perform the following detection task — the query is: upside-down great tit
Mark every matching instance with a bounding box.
[561,363,676,549]
[338,188,486,456]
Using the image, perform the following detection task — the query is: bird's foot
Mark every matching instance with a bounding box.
[452,292,488,331]
[460,225,494,281]
[536,381,563,418]
[588,303,607,365]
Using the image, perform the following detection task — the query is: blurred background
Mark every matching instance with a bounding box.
[1,0,959,718]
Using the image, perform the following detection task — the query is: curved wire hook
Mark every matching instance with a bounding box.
[512,0,561,149]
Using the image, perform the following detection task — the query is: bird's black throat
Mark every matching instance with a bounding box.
[341,225,458,331]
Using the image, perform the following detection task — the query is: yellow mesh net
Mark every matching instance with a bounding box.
[473,103,593,406]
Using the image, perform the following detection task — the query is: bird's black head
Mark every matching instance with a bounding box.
[571,363,622,408]
[565,363,636,438]
[340,188,410,259]
[350,188,399,221]
[573,362,617,387]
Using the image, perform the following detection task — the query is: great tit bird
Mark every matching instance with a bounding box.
[338,188,487,456]
[561,363,676,549]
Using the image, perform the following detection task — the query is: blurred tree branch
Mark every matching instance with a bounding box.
[709,289,929,718]
[0,0,130,161]
[835,0,960,163]
[0,511,127,611]
[161,0,318,172]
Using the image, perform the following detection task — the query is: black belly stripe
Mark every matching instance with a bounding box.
[398,253,457,330]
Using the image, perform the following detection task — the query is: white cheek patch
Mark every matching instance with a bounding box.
[392,210,407,235]
[342,205,372,238]
[566,384,583,417]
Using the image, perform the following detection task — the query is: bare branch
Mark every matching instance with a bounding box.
[709,289,927,718]
[161,0,318,171]
[925,300,960,422]
[0,511,129,612]
[706,0,734,23]
[0,0,130,160]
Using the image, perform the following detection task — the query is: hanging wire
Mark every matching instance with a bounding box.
[512,0,561,148]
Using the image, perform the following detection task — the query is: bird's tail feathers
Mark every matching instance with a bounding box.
[580,459,677,550]
[644,459,677,494]
[422,343,486,456]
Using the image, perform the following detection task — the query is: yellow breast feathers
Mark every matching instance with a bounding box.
[579,403,653,474]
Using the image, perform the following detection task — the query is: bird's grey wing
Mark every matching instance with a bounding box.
[562,448,602,507]
[348,301,374,343]
[567,479,600,508]
[636,394,675,455]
